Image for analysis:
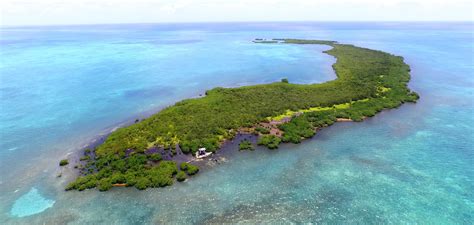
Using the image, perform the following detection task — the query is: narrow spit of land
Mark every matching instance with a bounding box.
[63,39,419,191]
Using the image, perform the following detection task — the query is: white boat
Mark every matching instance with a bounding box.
[195,148,212,159]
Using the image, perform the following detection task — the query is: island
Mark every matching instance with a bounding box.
[64,39,419,191]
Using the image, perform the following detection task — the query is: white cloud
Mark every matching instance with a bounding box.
[0,0,472,26]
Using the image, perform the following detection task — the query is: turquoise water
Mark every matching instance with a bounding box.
[0,22,473,223]
[9,188,55,218]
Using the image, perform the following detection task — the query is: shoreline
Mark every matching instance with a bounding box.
[65,114,357,181]
[62,39,419,191]
[62,75,343,171]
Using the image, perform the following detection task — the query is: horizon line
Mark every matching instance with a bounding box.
[2,20,473,29]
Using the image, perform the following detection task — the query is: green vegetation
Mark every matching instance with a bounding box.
[255,126,270,134]
[279,116,315,143]
[59,159,69,166]
[257,135,281,149]
[135,177,150,190]
[180,162,199,176]
[283,39,337,45]
[98,178,112,191]
[66,39,418,191]
[80,155,90,161]
[239,140,254,151]
[281,78,289,83]
[65,159,181,191]
[148,153,162,162]
[278,111,336,144]
[176,171,187,182]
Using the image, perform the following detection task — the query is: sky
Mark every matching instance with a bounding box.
[1,0,473,26]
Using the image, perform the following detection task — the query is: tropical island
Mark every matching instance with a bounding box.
[63,39,419,191]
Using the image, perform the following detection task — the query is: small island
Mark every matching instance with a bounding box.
[64,39,419,191]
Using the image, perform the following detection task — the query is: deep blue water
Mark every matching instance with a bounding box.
[0,22,473,224]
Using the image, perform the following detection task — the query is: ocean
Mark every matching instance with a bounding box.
[0,22,472,224]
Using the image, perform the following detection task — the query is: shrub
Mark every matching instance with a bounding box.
[148,174,173,187]
[158,161,178,175]
[110,159,126,173]
[186,165,199,175]
[180,162,199,175]
[125,172,137,186]
[98,178,112,191]
[59,159,69,166]
[110,173,126,184]
[176,171,187,182]
[135,177,151,190]
[66,175,97,191]
[77,185,86,191]
[350,112,364,122]
[255,126,270,134]
[257,135,281,149]
[239,140,254,151]
[65,179,82,191]
[180,162,188,171]
[84,178,98,189]
[281,78,289,83]
[148,153,162,162]
[279,116,316,143]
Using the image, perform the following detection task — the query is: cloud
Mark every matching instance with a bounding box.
[158,0,191,14]
[1,0,472,26]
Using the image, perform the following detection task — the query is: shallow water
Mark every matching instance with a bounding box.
[9,188,55,218]
[0,22,473,224]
